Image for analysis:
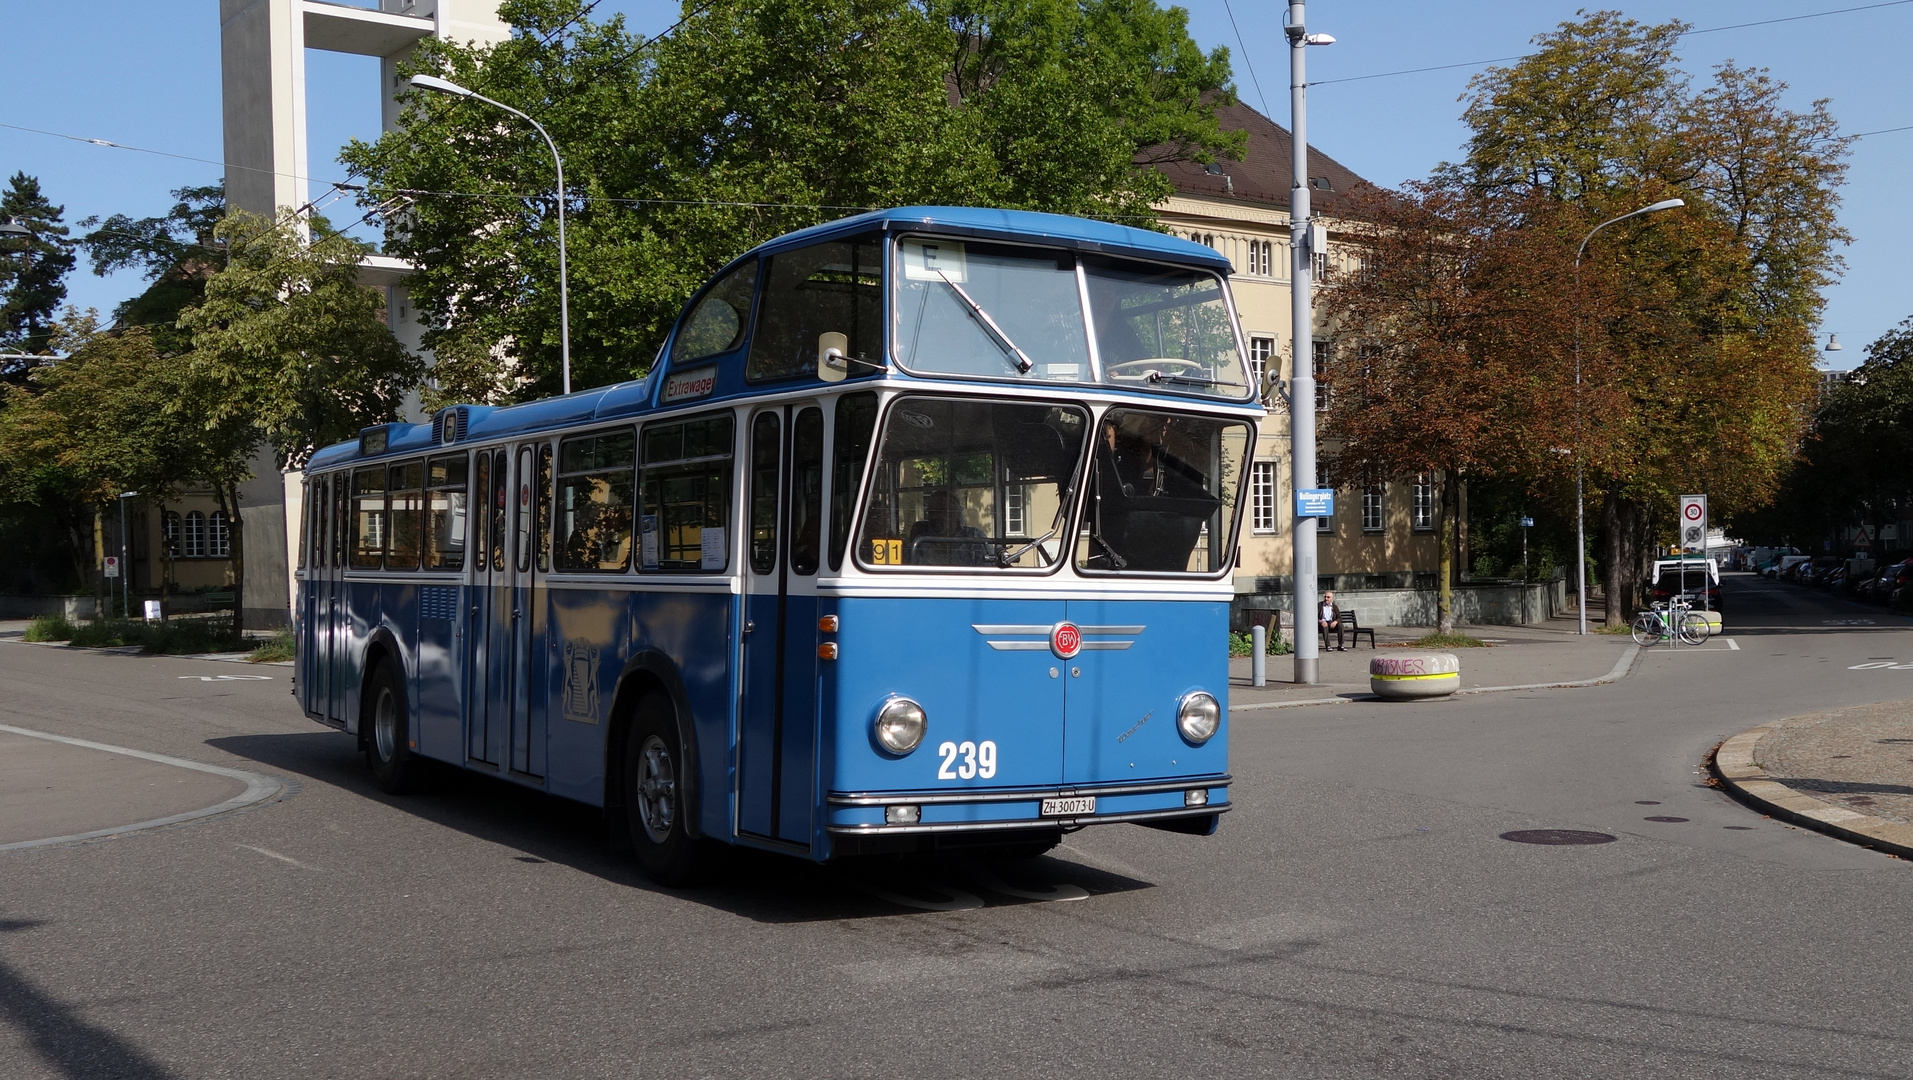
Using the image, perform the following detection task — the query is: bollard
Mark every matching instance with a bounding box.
[1251,625,1267,687]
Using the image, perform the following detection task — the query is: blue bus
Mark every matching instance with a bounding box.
[295,207,1259,883]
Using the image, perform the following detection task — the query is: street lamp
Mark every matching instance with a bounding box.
[409,74,573,396]
[118,491,139,619]
[0,220,29,240]
[1285,0,1335,685]
[1572,198,1684,634]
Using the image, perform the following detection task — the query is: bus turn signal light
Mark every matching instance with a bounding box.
[818,643,839,661]
[818,615,839,632]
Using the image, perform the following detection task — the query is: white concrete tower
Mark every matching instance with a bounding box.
[219,0,510,629]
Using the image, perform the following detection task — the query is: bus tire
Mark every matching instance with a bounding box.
[625,691,709,887]
[363,660,419,795]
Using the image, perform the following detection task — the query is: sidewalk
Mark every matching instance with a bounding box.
[1714,703,1913,859]
[1230,602,1638,709]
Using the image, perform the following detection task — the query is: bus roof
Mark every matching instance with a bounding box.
[307,208,1243,472]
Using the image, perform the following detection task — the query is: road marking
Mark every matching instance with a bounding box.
[236,844,316,870]
[178,674,273,682]
[0,723,285,853]
[1727,638,1740,650]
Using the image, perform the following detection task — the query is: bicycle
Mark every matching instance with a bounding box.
[1632,598,1708,647]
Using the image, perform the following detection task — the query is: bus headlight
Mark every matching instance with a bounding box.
[1177,692,1221,744]
[874,697,927,755]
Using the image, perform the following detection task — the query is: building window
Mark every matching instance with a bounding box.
[1413,472,1435,531]
[1248,337,1275,400]
[162,511,180,557]
[208,511,230,558]
[1312,247,1333,283]
[1312,339,1333,411]
[1005,484,1027,537]
[183,511,207,559]
[1248,239,1274,277]
[1362,484,1384,533]
[1251,461,1277,534]
[1316,466,1334,534]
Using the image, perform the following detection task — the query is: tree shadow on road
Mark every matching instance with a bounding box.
[0,945,176,1080]
[205,731,1152,925]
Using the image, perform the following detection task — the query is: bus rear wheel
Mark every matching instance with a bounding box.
[363,660,419,795]
[625,691,710,887]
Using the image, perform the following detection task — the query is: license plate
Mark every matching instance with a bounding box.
[1040,796,1095,817]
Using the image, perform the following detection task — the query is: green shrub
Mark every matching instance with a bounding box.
[22,614,76,642]
[60,617,248,654]
[248,630,295,663]
[1229,628,1293,656]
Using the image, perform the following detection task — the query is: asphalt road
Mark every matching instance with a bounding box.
[2,573,1909,1079]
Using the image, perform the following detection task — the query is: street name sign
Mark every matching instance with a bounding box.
[1295,488,1335,518]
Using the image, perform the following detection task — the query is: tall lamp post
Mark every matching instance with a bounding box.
[1573,197,1684,634]
[1285,1,1335,684]
[410,74,573,396]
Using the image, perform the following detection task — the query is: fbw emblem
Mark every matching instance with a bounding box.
[1051,622,1082,659]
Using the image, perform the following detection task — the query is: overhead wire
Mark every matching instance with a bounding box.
[1308,0,1913,87]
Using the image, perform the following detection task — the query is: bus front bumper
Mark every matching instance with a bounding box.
[824,776,1230,836]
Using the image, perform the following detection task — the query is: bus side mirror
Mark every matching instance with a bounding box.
[817,332,849,383]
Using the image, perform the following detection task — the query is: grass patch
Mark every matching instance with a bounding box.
[22,614,76,642]
[248,630,295,663]
[1594,623,1634,635]
[61,616,248,655]
[1414,631,1488,648]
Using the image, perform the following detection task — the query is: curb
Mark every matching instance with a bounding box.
[1711,721,1913,860]
[3,638,292,666]
[0,723,287,853]
[1230,645,1639,712]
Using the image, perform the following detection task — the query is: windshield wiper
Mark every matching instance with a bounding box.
[936,269,1033,374]
[1142,370,1245,390]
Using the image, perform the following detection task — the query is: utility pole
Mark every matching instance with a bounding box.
[1286,1,1331,684]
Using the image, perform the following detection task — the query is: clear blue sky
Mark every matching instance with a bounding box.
[4,1,1907,366]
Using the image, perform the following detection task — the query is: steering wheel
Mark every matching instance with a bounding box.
[1105,358,1211,380]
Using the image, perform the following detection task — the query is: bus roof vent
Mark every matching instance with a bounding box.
[433,406,469,445]
[358,425,390,456]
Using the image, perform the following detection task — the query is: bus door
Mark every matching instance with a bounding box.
[738,404,826,846]
[321,474,350,723]
[468,444,548,774]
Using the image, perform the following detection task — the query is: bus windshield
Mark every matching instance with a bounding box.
[892,235,1248,399]
[856,397,1088,570]
[1078,408,1251,575]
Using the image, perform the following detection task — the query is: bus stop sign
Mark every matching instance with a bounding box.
[1679,495,1707,552]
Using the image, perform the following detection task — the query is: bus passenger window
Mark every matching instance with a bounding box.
[671,260,758,364]
[556,430,635,572]
[425,454,468,571]
[828,392,878,571]
[748,236,882,382]
[332,473,348,567]
[472,452,491,572]
[791,407,823,575]
[351,466,386,569]
[387,461,425,571]
[489,449,507,572]
[515,448,534,573]
[748,412,779,574]
[640,413,734,572]
[298,482,312,570]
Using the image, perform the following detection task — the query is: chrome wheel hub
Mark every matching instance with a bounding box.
[374,686,398,763]
[635,734,676,844]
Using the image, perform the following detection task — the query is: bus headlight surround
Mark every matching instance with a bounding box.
[874,696,927,755]
[1177,691,1221,744]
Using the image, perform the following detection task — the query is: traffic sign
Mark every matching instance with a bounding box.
[1679,495,1707,552]
[1295,488,1335,518]
[1519,517,1534,528]
[103,556,120,579]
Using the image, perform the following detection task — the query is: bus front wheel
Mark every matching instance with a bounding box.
[363,660,419,795]
[625,692,709,887]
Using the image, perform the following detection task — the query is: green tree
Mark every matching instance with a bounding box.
[0,172,77,355]
[341,0,1241,405]
[79,182,226,355]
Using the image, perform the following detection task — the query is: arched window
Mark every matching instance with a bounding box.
[162,511,181,556]
[208,511,230,558]
[184,511,207,559]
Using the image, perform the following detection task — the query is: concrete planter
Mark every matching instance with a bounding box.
[1370,652,1461,699]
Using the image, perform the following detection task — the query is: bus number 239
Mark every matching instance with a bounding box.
[937,740,998,780]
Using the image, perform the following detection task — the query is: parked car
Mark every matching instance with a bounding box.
[1771,555,1811,580]
[1865,559,1913,604]
[1807,556,1845,587]
[1651,558,1722,612]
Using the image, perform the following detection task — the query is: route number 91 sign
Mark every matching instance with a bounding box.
[1679,495,1707,553]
